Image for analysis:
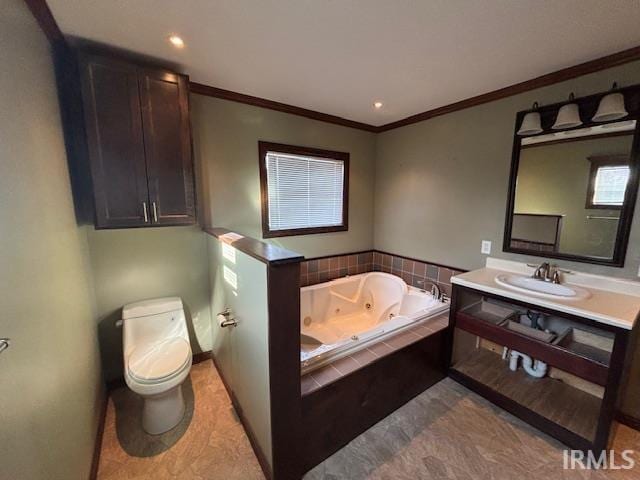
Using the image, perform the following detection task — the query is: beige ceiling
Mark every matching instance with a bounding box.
[48,0,640,126]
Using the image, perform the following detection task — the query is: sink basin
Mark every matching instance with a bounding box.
[494,274,591,301]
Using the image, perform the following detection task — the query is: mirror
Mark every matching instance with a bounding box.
[504,92,640,267]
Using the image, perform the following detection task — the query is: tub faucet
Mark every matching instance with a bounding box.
[431,284,441,300]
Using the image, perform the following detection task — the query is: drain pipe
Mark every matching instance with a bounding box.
[509,350,548,378]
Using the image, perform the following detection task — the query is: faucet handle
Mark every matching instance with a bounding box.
[552,270,562,284]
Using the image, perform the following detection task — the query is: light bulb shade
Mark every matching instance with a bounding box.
[552,103,582,130]
[517,111,542,135]
[592,92,628,122]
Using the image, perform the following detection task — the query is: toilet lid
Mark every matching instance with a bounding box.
[128,338,191,382]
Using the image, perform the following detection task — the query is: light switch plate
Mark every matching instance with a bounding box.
[481,240,492,255]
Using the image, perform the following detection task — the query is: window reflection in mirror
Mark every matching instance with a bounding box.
[509,120,636,261]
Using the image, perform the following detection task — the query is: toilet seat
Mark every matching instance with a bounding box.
[128,338,191,384]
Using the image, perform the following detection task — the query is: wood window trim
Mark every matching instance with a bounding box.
[258,141,350,238]
[585,154,629,210]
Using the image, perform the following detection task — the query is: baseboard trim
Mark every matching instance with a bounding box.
[105,377,125,392]
[211,356,273,480]
[89,388,108,480]
[192,350,213,365]
[616,411,640,432]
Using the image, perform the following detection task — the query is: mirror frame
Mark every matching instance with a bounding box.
[503,84,640,267]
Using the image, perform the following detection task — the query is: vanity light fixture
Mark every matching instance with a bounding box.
[517,102,543,136]
[552,93,582,130]
[168,35,185,48]
[592,83,628,122]
[373,101,383,109]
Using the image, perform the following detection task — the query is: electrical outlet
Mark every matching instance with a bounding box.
[637,263,640,277]
[481,240,492,255]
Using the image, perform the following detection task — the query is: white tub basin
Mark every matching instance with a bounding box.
[494,274,590,300]
[300,272,449,374]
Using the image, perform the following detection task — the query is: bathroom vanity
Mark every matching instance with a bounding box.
[447,259,640,453]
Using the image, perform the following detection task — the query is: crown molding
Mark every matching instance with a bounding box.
[189,82,379,132]
[377,45,640,132]
[23,0,66,48]
[24,1,640,134]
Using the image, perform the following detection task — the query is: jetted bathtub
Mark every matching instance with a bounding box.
[300,271,449,374]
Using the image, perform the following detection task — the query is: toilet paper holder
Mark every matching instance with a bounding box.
[218,308,237,328]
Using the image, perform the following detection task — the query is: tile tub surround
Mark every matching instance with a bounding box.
[301,251,373,286]
[373,251,463,296]
[300,250,464,295]
[301,312,449,395]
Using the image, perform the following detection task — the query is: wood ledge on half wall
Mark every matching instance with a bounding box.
[203,227,304,265]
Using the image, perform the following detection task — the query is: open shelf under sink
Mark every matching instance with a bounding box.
[451,348,601,442]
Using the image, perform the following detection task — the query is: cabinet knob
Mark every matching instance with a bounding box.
[152,202,158,223]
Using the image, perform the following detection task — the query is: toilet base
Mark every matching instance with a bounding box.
[142,384,185,435]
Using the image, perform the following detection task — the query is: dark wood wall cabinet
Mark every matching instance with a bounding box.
[78,52,195,228]
[447,284,630,453]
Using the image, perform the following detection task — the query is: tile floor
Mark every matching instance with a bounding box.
[305,378,640,480]
[97,360,263,480]
[98,361,640,480]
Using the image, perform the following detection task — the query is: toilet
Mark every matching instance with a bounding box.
[122,297,192,435]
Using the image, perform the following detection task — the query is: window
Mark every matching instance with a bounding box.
[259,141,349,238]
[586,155,630,209]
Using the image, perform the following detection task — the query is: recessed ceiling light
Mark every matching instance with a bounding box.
[373,101,383,109]
[168,35,185,48]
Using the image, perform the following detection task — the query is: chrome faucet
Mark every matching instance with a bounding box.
[431,283,441,300]
[532,262,550,281]
[530,262,563,284]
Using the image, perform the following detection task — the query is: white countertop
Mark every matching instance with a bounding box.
[451,259,640,330]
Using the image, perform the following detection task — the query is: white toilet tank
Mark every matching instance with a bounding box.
[122,297,189,358]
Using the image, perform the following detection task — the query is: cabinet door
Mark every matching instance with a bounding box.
[79,54,151,228]
[138,69,196,226]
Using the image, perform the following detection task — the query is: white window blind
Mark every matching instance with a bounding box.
[266,151,345,231]
[592,165,630,206]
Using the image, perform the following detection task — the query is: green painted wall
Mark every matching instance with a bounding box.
[373,60,640,418]
[87,226,212,382]
[87,88,377,383]
[0,0,102,478]
[374,60,640,277]
[207,237,273,471]
[190,95,376,258]
[6,0,640,460]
